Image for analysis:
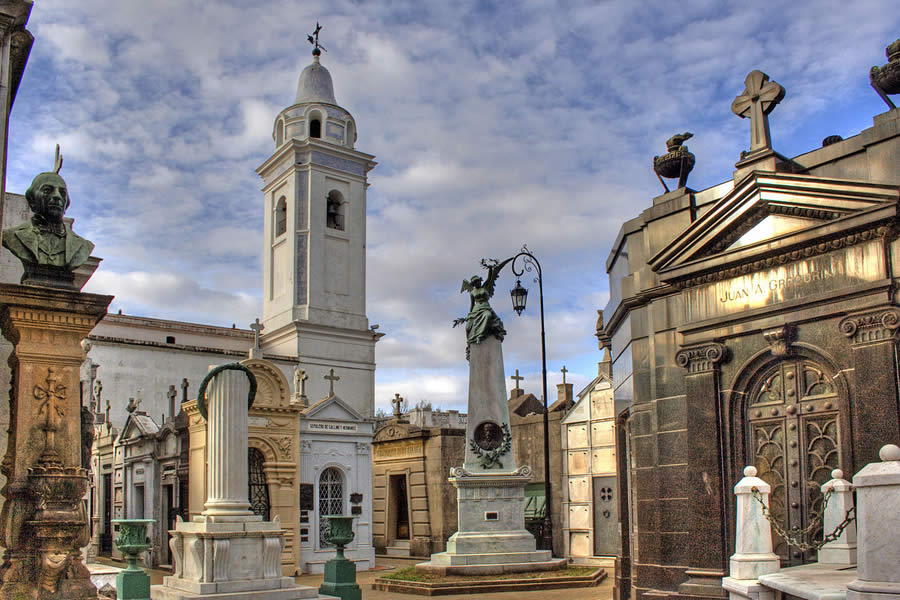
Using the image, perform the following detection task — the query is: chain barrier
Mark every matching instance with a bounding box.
[750,486,856,552]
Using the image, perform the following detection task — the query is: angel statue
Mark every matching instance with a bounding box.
[454,258,513,359]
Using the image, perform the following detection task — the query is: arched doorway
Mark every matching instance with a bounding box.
[318,467,344,547]
[745,356,843,564]
[248,447,270,520]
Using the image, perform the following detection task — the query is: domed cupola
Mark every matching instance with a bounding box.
[295,52,337,105]
[272,27,357,150]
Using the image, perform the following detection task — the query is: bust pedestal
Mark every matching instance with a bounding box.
[0,283,113,600]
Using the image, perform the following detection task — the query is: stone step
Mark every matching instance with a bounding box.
[385,546,411,557]
[390,539,410,548]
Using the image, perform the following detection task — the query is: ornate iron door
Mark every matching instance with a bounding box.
[747,358,841,564]
[248,448,271,520]
[318,467,344,547]
[592,476,619,556]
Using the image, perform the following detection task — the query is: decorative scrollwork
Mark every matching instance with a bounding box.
[675,343,727,374]
[839,308,900,345]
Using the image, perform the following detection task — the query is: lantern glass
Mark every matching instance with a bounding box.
[510,280,528,315]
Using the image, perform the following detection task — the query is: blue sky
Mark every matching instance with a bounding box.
[8,0,899,413]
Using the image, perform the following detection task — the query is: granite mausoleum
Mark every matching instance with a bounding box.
[599,47,900,600]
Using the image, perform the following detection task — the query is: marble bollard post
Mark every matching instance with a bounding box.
[817,469,856,565]
[728,466,780,580]
[202,368,254,519]
[846,444,900,600]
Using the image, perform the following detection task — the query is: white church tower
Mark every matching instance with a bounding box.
[257,42,380,418]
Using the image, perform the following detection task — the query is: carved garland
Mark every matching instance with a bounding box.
[673,225,889,289]
[468,422,512,469]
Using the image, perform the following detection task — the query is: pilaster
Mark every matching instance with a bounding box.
[675,342,728,598]
[838,307,900,465]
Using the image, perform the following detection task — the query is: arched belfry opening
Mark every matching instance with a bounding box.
[326,190,344,231]
[275,197,287,237]
[309,118,321,138]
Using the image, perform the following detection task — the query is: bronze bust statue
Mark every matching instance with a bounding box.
[2,148,94,287]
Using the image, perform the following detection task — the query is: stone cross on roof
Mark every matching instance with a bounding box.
[181,377,189,403]
[167,384,177,418]
[324,368,340,396]
[731,70,785,156]
[560,365,568,385]
[510,369,524,393]
[391,393,403,417]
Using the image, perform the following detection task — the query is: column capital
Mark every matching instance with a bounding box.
[676,342,728,374]
[763,324,795,357]
[839,307,900,346]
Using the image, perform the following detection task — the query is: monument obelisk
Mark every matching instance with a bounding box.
[417,260,564,575]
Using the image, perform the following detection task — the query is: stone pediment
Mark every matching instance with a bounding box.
[650,172,900,284]
[303,394,364,422]
[120,413,159,439]
[510,393,544,417]
[373,421,421,442]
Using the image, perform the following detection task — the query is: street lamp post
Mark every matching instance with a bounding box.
[507,247,553,555]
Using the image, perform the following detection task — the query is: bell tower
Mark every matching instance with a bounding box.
[257,41,380,416]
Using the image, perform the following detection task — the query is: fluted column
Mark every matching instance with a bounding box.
[202,368,254,518]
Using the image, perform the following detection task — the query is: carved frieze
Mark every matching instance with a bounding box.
[275,437,292,460]
[676,343,728,374]
[839,308,900,345]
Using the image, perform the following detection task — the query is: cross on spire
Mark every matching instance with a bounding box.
[307,22,327,56]
[731,70,785,156]
[391,393,404,417]
[324,368,340,396]
[510,369,524,393]
[560,365,568,385]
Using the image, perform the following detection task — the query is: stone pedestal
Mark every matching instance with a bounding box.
[0,283,112,600]
[722,466,781,600]
[417,336,564,575]
[817,469,856,565]
[846,444,900,600]
[151,368,322,600]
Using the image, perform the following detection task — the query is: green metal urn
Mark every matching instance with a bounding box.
[318,516,361,600]
[112,519,155,600]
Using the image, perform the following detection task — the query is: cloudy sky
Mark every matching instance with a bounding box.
[8,0,898,413]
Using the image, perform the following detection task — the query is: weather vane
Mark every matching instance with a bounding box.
[307,22,326,56]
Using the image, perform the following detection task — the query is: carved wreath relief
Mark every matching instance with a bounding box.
[469,421,511,468]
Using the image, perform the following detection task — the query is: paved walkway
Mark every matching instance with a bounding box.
[97,556,615,599]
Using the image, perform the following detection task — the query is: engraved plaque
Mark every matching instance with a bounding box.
[473,421,503,450]
[684,240,885,322]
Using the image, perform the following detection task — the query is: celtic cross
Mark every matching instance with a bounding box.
[34,366,67,459]
[731,70,785,155]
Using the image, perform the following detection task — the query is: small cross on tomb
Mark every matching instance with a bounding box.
[560,365,568,385]
[250,318,264,349]
[510,369,524,394]
[391,393,404,417]
[324,368,340,396]
[731,70,785,155]
[181,378,189,403]
[167,385,178,417]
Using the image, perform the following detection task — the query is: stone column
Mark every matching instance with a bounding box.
[675,342,728,598]
[817,469,856,565]
[722,466,779,600]
[846,444,900,600]
[839,308,900,466]
[0,284,112,600]
[202,368,254,519]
